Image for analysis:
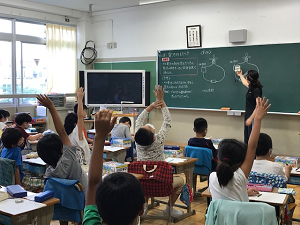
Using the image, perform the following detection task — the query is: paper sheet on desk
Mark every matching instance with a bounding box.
[249,192,286,204]
[0,199,46,215]
[23,157,46,165]
[104,146,124,152]
[165,157,187,163]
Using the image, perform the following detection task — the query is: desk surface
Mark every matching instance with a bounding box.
[201,188,288,206]
[168,157,198,166]
[164,141,187,149]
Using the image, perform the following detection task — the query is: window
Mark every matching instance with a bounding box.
[0,19,47,104]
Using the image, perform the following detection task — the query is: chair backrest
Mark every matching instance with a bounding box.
[128,161,173,197]
[0,158,16,186]
[184,146,212,175]
[248,171,287,188]
[205,199,277,225]
[44,177,85,222]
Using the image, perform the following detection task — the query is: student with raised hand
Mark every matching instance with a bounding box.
[64,88,91,165]
[252,133,292,180]
[83,110,145,225]
[73,103,93,144]
[36,94,88,194]
[209,97,271,201]
[134,85,184,218]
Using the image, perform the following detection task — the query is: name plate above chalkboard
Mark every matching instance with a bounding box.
[157,43,300,114]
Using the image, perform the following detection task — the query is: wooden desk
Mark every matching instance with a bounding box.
[164,141,187,150]
[0,187,59,225]
[201,188,288,225]
[152,157,198,222]
[103,146,127,163]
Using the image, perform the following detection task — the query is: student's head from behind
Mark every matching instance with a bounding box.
[37,134,63,168]
[246,70,263,89]
[0,109,10,122]
[119,117,132,127]
[135,124,155,146]
[1,128,24,148]
[256,133,273,157]
[73,103,88,118]
[216,139,247,188]
[96,172,145,225]
[15,113,32,128]
[64,113,78,135]
[193,118,208,134]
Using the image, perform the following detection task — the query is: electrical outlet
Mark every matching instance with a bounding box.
[107,42,117,49]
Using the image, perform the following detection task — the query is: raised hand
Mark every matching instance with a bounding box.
[94,110,118,139]
[36,94,54,109]
[151,100,164,109]
[255,97,271,120]
[236,69,243,77]
[77,87,85,100]
[153,85,165,101]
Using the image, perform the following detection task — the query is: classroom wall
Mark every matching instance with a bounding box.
[83,0,300,156]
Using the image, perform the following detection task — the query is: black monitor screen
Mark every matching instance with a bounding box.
[86,72,143,105]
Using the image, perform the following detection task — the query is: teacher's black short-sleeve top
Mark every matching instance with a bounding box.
[245,87,262,117]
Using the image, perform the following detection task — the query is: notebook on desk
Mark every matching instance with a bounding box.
[165,157,187,163]
[249,192,287,204]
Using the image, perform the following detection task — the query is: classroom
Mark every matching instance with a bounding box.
[0,0,299,224]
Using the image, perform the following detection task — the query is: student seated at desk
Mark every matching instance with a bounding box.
[74,103,93,144]
[188,117,218,171]
[83,109,145,225]
[251,133,292,180]
[14,113,42,150]
[36,94,88,194]
[0,109,10,131]
[111,116,134,141]
[64,88,90,165]
[135,85,184,218]
[209,97,271,201]
[1,128,24,185]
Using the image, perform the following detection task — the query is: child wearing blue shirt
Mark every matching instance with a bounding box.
[1,128,24,185]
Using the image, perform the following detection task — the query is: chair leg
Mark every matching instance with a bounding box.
[167,195,172,225]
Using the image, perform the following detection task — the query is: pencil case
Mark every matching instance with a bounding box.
[7,185,27,198]
[247,183,273,192]
[164,145,180,150]
[34,190,54,202]
[278,188,296,195]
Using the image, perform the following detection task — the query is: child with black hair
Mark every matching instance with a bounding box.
[83,110,145,225]
[252,133,292,180]
[188,118,218,171]
[64,88,91,165]
[111,116,133,140]
[1,128,24,185]
[14,113,43,150]
[0,109,10,131]
[36,94,88,194]
[209,97,271,201]
[73,103,93,144]
[134,85,184,218]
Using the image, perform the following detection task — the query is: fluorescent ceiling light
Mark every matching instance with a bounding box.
[139,0,174,5]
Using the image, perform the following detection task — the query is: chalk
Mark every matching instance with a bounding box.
[221,107,230,110]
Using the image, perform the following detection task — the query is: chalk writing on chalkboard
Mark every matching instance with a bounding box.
[230,53,260,81]
[200,55,225,84]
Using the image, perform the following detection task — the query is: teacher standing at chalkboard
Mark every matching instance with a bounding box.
[236,70,263,144]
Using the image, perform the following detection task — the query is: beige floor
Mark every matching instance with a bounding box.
[51,176,300,225]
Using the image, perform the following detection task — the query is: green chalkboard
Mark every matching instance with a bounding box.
[94,61,156,103]
[158,43,300,113]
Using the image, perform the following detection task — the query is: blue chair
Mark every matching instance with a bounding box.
[184,146,212,195]
[43,177,85,224]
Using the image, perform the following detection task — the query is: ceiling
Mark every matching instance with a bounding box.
[23,0,177,12]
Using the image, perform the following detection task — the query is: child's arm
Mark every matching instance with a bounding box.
[86,110,117,206]
[154,85,171,142]
[240,97,271,178]
[15,167,21,185]
[27,133,43,141]
[236,70,249,88]
[76,88,85,141]
[36,95,72,146]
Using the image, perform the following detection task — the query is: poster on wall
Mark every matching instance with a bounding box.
[186,25,201,48]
